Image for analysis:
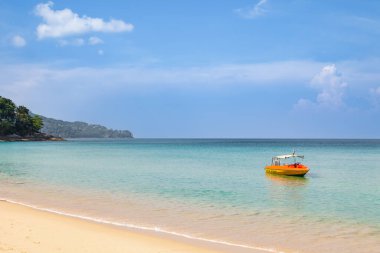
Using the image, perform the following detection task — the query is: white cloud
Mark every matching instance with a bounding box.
[1,60,380,118]
[236,0,268,19]
[295,64,347,109]
[89,36,104,45]
[11,35,26,47]
[0,61,324,99]
[312,65,347,106]
[3,62,370,102]
[3,61,378,104]
[0,61,322,116]
[35,1,134,39]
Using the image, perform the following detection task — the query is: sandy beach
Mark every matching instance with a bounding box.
[0,200,245,253]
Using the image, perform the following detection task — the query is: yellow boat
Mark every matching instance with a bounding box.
[265,152,309,177]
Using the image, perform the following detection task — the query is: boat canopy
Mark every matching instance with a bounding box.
[274,154,304,159]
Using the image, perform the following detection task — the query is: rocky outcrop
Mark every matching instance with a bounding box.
[0,133,65,142]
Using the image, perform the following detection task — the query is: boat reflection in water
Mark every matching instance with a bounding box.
[265,173,309,187]
[265,173,309,204]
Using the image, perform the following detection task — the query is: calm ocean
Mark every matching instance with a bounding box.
[0,139,379,253]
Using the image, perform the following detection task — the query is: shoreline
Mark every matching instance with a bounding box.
[0,199,271,253]
[0,134,65,142]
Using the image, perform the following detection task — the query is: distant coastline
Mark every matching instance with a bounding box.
[39,115,133,139]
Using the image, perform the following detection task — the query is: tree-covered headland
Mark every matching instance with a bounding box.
[0,96,131,140]
[0,96,43,136]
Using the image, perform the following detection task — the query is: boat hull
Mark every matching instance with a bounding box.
[265,165,309,177]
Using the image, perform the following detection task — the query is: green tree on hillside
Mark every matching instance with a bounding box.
[15,106,34,136]
[0,96,16,135]
[32,115,43,133]
[0,96,44,136]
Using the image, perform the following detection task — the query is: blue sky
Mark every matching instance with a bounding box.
[1,0,380,138]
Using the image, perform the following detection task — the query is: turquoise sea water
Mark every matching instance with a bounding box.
[0,139,379,253]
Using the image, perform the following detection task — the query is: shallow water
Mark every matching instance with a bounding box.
[0,139,379,252]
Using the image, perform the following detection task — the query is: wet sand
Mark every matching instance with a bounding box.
[0,200,265,253]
